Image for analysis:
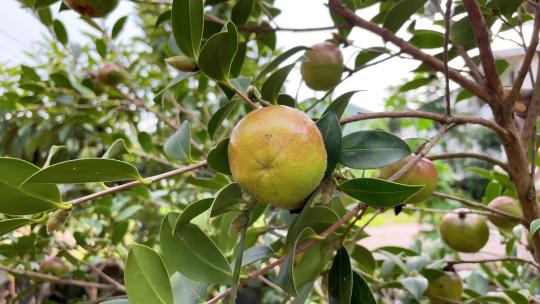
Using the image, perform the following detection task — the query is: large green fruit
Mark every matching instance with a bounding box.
[425,272,463,304]
[378,155,438,203]
[64,0,119,18]
[439,209,489,253]
[300,43,343,91]
[487,196,523,230]
[228,105,327,210]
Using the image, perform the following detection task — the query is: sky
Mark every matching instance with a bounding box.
[0,0,533,111]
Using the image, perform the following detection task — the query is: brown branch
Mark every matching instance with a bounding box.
[462,0,504,98]
[403,206,496,217]
[521,58,540,144]
[428,152,508,172]
[443,0,452,116]
[0,265,120,290]
[68,161,207,205]
[339,111,509,139]
[328,0,493,103]
[433,191,526,224]
[506,0,540,105]
[445,257,540,271]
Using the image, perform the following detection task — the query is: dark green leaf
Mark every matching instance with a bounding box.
[355,47,387,69]
[155,10,171,29]
[208,138,231,175]
[255,46,309,81]
[340,178,423,208]
[241,245,275,267]
[103,139,129,159]
[277,94,296,107]
[154,71,198,103]
[23,159,142,184]
[170,272,207,304]
[186,174,229,191]
[322,91,359,119]
[174,198,213,233]
[351,244,376,275]
[261,63,296,103]
[0,218,35,237]
[112,16,128,39]
[351,272,377,304]
[53,19,68,45]
[231,0,254,25]
[211,183,243,217]
[95,38,108,58]
[409,30,444,49]
[164,121,191,162]
[340,130,411,169]
[208,100,241,138]
[125,244,173,304]
[172,0,204,58]
[329,248,353,304]
[198,22,238,81]
[399,77,434,92]
[383,0,426,33]
[317,113,342,178]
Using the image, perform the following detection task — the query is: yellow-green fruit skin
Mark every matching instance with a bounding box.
[487,196,523,230]
[301,43,344,91]
[228,105,327,210]
[64,0,119,18]
[378,155,438,203]
[425,272,463,304]
[439,209,489,253]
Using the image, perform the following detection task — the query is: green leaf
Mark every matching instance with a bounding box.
[53,19,68,45]
[160,214,233,283]
[355,47,387,69]
[489,0,522,18]
[340,130,411,169]
[340,178,423,208]
[330,0,356,39]
[164,121,191,162]
[277,94,296,107]
[399,77,434,92]
[23,159,142,184]
[172,0,204,59]
[329,248,353,304]
[0,218,35,237]
[288,206,339,243]
[322,91,359,119]
[255,46,309,82]
[186,174,229,191]
[399,276,428,301]
[231,0,254,25]
[95,38,108,58]
[317,113,342,178]
[208,138,231,175]
[154,71,199,103]
[34,0,58,9]
[173,198,213,233]
[531,219,540,237]
[261,63,296,103]
[409,30,444,49]
[125,244,173,304]
[351,244,376,275]
[101,300,129,304]
[170,272,207,304]
[241,245,275,267]
[208,100,241,138]
[211,183,243,217]
[103,139,129,159]
[112,16,128,39]
[451,17,475,45]
[117,205,143,222]
[198,22,238,81]
[112,221,129,245]
[383,0,426,33]
[155,10,171,29]
[351,272,377,304]
[43,145,65,168]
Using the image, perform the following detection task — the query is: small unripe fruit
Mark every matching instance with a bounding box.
[425,272,463,304]
[40,257,69,276]
[228,105,327,210]
[487,196,523,230]
[439,209,489,253]
[97,64,124,86]
[301,43,344,91]
[378,155,438,203]
[165,56,198,72]
[64,0,119,18]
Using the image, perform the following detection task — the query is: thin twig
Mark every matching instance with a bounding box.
[445,257,540,271]
[443,0,452,116]
[427,152,508,172]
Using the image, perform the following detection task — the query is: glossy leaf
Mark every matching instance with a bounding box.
[351,272,377,304]
[0,218,34,237]
[317,113,342,178]
[409,30,443,49]
[329,248,353,304]
[322,91,359,120]
[288,206,339,242]
[340,130,411,169]
[112,16,128,39]
[198,22,238,81]
[172,0,204,59]
[103,139,129,159]
[211,183,243,217]
[340,178,423,208]
[261,63,296,103]
[164,121,191,162]
[240,245,275,267]
[207,138,231,175]
[255,46,309,81]
[125,244,173,304]
[160,214,233,283]
[383,0,426,33]
[351,244,376,274]
[173,198,213,233]
[355,47,387,69]
[23,159,142,184]
[231,0,254,25]
[399,77,434,92]
[208,100,241,138]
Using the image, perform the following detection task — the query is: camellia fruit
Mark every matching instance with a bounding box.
[487,196,523,230]
[97,64,124,86]
[378,155,438,203]
[439,209,489,253]
[425,272,463,304]
[300,43,344,91]
[64,0,119,18]
[228,105,327,210]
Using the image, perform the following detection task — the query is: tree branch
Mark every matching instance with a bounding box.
[445,257,540,271]
[427,152,508,172]
[339,110,509,139]
[521,58,540,144]
[68,161,207,205]
[328,0,493,103]
[462,0,504,98]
